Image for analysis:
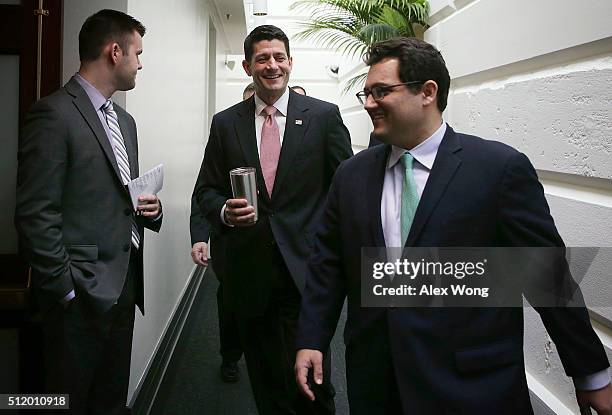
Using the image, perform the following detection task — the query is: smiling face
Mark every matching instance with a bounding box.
[242,39,292,104]
[364,57,425,148]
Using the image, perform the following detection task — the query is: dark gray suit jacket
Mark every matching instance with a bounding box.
[15,76,161,315]
[194,90,352,313]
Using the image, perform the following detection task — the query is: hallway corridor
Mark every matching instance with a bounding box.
[150,267,349,414]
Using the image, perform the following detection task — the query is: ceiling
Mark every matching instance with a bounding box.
[211,0,247,54]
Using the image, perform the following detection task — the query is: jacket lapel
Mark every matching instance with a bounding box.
[406,125,462,246]
[66,77,125,186]
[272,90,309,199]
[368,144,390,248]
[234,98,269,203]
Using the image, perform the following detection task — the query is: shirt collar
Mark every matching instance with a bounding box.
[387,122,447,170]
[254,87,290,117]
[74,72,108,111]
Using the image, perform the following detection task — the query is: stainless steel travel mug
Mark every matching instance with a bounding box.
[229,167,258,223]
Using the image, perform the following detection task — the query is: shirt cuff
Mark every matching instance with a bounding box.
[60,290,75,306]
[220,204,234,227]
[573,368,611,391]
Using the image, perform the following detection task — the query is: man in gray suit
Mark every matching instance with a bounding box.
[15,9,161,414]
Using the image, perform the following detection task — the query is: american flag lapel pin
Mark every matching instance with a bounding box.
[295,119,303,125]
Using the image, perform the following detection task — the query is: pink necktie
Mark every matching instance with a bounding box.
[260,105,281,196]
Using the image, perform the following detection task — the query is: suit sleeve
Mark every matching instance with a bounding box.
[296,161,348,351]
[15,100,76,302]
[190,189,210,245]
[324,105,353,182]
[194,114,232,234]
[127,114,162,233]
[498,151,609,378]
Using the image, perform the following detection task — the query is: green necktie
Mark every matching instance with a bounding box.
[400,153,419,246]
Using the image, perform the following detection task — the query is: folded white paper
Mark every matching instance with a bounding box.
[127,164,164,210]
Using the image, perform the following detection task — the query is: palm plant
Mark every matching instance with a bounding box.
[290,0,430,93]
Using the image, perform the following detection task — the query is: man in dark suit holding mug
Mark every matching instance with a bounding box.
[194,25,352,415]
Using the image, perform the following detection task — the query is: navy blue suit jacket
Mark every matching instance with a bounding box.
[297,125,609,413]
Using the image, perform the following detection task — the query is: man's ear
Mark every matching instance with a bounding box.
[421,80,438,107]
[242,59,252,76]
[108,42,121,65]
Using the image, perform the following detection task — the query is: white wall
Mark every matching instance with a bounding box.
[216,2,347,125]
[124,0,214,400]
[329,0,612,412]
[424,0,612,413]
[62,0,224,402]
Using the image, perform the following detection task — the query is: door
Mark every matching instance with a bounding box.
[0,0,62,395]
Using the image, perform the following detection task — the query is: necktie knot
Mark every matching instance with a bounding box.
[400,152,414,171]
[263,105,277,117]
[102,100,114,113]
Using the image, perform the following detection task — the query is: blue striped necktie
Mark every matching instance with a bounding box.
[102,100,140,249]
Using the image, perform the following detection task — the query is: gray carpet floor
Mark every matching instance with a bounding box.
[150,267,348,414]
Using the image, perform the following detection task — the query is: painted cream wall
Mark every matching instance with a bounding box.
[216,2,350,134]
[62,0,223,402]
[124,0,214,400]
[326,0,612,412]
[425,1,612,413]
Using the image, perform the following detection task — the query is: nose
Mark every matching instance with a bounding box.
[266,57,279,70]
[363,93,377,110]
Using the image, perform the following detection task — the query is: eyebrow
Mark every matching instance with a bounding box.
[365,82,392,88]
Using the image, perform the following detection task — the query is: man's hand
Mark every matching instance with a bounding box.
[295,349,323,402]
[224,198,255,226]
[137,194,161,218]
[191,242,209,266]
[577,383,612,415]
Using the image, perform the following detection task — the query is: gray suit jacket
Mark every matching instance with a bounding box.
[15,76,161,315]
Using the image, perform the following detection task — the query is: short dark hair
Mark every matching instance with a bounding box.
[243,25,290,62]
[79,9,146,62]
[291,85,307,96]
[364,37,450,112]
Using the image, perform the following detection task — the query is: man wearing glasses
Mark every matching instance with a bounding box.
[295,37,611,414]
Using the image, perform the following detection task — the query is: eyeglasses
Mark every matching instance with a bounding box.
[356,81,424,105]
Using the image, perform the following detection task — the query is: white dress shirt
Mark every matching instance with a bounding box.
[381,122,446,248]
[253,88,289,154]
[379,121,610,390]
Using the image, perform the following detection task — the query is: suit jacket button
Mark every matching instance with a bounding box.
[123,243,130,252]
[124,208,132,216]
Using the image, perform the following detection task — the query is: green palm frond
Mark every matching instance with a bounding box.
[341,72,368,95]
[291,0,430,95]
